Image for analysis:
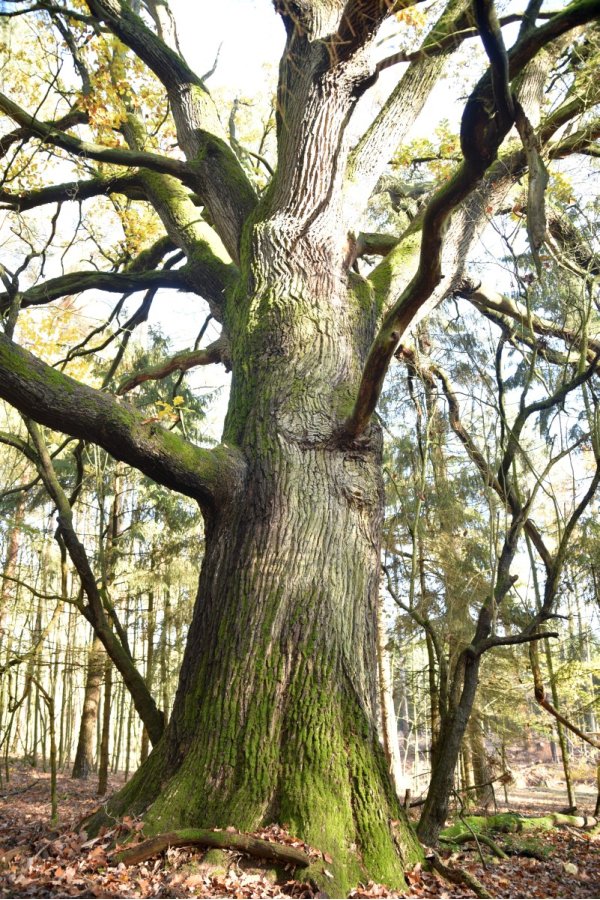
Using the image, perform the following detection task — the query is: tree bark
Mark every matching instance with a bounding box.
[0,495,25,652]
[468,713,494,810]
[87,232,422,892]
[97,658,112,796]
[377,596,405,798]
[72,636,105,779]
[417,653,481,845]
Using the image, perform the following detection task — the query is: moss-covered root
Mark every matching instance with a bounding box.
[439,812,599,842]
[116,829,311,868]
[439,830,508,859]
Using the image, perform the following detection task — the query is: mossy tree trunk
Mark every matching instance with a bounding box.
[100,224,422,893]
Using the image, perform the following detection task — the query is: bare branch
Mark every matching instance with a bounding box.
[117,337,227,395]
[0,91,192,181]
[475,629,559,655]
[0,173,146,211]
[530,640,600,749]
[0,267,187,313]
[0,105,87,160]
[398,347,555,573]
[460,281,600,361]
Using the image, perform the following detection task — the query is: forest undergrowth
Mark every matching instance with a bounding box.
[0,760,598,899]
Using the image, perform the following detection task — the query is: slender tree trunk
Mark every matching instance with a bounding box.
[160,590,171,725]
[124,697,133,781]
[112,681,124,773]
[140,590,156,765]
[425,632,440,759]
[72,636,105,778]
[0,495,25,652]
[98,659,112,796]
[377,596,405,798]
[543,640,576,810]
[468,712,494,809]
[417,653,481,844]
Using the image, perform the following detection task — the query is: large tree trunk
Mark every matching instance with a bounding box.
[92,236,422,892]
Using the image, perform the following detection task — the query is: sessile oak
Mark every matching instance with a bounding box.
[1,0,599,891]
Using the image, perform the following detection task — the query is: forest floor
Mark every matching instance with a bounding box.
[0,760,598,899]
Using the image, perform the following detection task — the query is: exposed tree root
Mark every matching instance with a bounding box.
[116,828,311,869]
[428,851,492,899]
[439,831,509,859]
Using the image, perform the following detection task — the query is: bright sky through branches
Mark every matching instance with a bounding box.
[171,0,285,93]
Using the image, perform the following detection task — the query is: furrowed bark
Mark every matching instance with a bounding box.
[0,333,245,510]
[346,0,471,216]
[83,145,423,894]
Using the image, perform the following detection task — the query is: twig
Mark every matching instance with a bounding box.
[0,778,42,799]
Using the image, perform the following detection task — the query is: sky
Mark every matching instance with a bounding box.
[171,0,285,95]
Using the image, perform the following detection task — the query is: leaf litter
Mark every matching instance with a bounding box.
[1,764,600,898]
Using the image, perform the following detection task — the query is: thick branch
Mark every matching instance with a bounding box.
[0,106,87,160]
[0,333,245,510]
[347,0,470,214]
[345,0,600,438]
[0,267,186,313]
[475,629,558,655]
[84,0,257,262]
[120,118,238,316]
[85,0,201,90]
[345,164,503,438]
[0,173,146,212]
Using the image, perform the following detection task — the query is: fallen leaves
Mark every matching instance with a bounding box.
[1,762,600,898]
